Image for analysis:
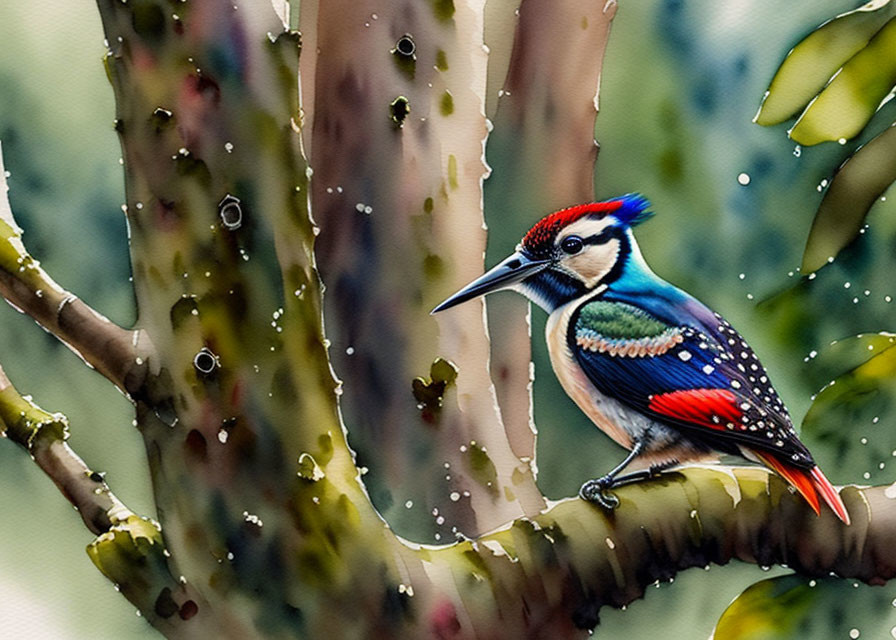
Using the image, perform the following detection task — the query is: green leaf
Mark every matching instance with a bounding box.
[714,576,896,640]
[755,0,896,127]
[802,123,896,272]
[713,576,814,640]
[790,16,896,145]
[804,332,896,389]
[802,341,896,484]
[808,340,896,404]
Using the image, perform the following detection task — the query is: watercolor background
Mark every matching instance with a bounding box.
[0,0,894,638]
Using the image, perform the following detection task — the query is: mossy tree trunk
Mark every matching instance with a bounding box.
[0,1,892,638]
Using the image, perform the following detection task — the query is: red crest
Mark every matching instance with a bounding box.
[521,200,625,258]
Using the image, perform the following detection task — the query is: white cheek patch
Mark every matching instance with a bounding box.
[561,239,620,288]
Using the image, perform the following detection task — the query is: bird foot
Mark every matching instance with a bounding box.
[579,459,680,510]
[579,476,620,510]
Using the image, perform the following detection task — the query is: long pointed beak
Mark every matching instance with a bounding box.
[431,251,549,313]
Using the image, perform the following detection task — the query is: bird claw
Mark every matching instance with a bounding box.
[579,477,620,510]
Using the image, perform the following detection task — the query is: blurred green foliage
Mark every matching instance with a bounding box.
[754,2,895,128]
[714,575,896,639]
[755,0,896,272]
[1,0,895,639]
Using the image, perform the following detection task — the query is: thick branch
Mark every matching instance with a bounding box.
[0,143,150,394]
[424,466,890,636]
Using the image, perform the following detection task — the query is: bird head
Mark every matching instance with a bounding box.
[432,194,652,313]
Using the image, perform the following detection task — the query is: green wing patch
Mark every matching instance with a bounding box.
[574,301,683,357]
[576,300,669,339]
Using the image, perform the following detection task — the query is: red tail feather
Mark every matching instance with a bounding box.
[754,453,850,525]
[810,466,851,525]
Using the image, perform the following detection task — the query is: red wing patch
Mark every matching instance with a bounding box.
[648,388,743,431]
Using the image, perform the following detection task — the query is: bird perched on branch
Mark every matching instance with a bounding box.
[433,194,850,524]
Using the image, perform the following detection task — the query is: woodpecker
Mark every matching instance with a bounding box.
[433,194,850,524]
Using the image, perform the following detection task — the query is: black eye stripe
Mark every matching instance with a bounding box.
[583,227,617,245]
[557,227,618,255]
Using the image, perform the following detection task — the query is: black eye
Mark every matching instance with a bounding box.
[560,235,584,255]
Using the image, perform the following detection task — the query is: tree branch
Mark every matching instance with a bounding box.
[419,466,888,635]
[0,362,224,638]
[0,143,151,395]
[0,363,131,535]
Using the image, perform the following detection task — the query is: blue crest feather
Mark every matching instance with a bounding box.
[612,193,653,227]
